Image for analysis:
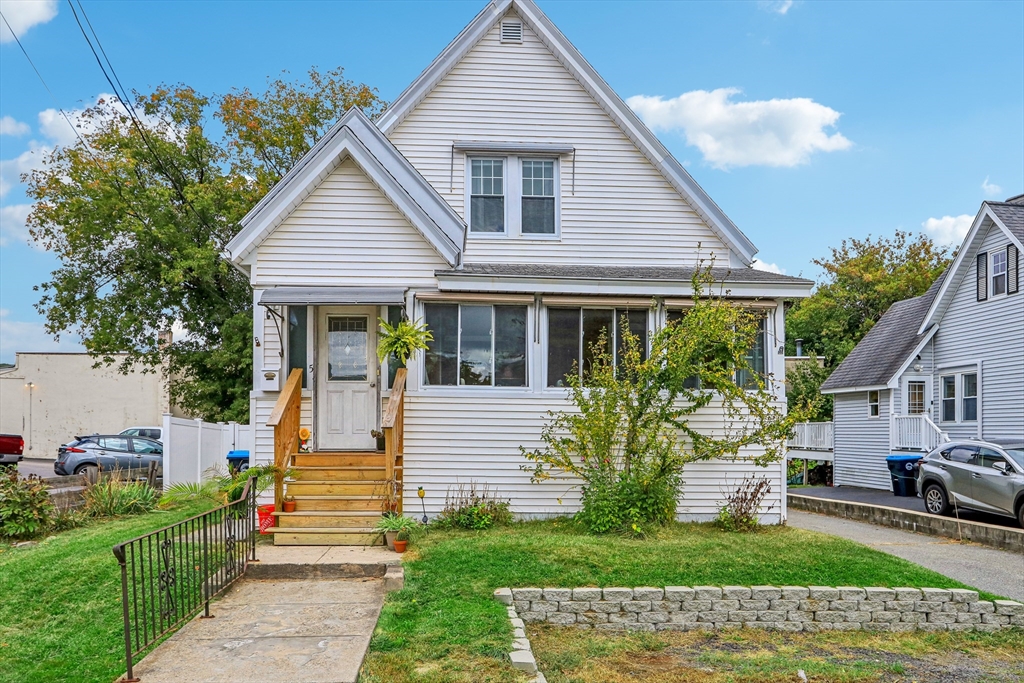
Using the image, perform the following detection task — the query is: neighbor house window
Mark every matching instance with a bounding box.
[868,390,880,417]
[470,159,504,233]
[962,373,978,421]
[288,306,308,389]
[941,375,956,422]
[907,380,926,415]
[992,250,1007,296]
[521,159,555,234]
[423,303,527,387]
[547,308,647,387]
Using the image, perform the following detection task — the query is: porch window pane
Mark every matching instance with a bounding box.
[962,373,977,421]
[941,375,956,422]
[470,159,504,233]
[615,310,648,368]
[495,305,527,386]
[582,309,613,380]
[547,308,580,387]
[326,316,368,381]
[288,306,308,389]
[459,305,493,386]
[424,304,458,386]
[667,309,699,389]
[737,315,767,389]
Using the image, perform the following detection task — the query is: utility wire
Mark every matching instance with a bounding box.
[0,9,95,155]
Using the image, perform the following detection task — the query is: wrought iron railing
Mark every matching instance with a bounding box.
[112,476,257,682]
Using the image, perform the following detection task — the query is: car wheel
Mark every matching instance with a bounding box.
[1018,503,1024,529]
[923,484,949,516]
[74,463,98,478]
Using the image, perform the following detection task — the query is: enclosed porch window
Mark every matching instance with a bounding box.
[547,308,648,387]
[423,303,528,387]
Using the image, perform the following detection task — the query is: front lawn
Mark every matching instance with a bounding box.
[361,520,1000,682]
[0,502,213,683]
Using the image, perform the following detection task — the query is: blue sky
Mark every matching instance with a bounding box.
[1,0,1022,362]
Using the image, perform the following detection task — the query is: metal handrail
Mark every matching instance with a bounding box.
[112,476,257,682]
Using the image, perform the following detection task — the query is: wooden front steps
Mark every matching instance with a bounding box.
[273,451,389,546]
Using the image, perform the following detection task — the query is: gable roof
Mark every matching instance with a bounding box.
[819,272,946,394]
[376,0,759,266]
[916,197,1024,334]
[224,108,465,267]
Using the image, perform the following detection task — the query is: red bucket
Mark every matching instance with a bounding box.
[257,504,276,534]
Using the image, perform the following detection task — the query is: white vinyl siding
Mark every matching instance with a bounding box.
[253,157,448,288]
[387,14,729,266]
[833,390,893,490]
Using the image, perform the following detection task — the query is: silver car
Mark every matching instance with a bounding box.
[917,440,1024,527]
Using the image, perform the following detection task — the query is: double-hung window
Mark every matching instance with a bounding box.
[941,376,956,422]
[521,159,555,234]
[868,390,880,417]
[962,373,978,421]
[470,159,505,233]
[992,250,1007,296]
[423,303,527,387]
[547,308,647,387]
[940,372,979,423]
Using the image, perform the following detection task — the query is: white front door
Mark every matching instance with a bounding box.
[317,307,377,451]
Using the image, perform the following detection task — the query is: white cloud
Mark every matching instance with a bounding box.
[759,0,794,15]
[0,115,30,136]
[0,203,33,247]
[628,88,852,169]
[0,142,51,198]
[0,0,58,43]
[981,176,1002,198]
[752,258,786,274]
[0,309,84,363]
[922,214,973,247]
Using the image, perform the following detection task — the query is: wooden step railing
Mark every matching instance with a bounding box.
[381,368,406,514]
[267,368,303,511]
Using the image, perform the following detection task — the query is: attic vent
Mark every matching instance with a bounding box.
[500,19,523,43]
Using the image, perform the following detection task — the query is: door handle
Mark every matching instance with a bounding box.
[971,473,981,478]
[370,382,376,387]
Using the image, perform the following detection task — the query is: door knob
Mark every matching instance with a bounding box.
[370,382,376,387]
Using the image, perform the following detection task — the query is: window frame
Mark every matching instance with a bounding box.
[421,302,530,389]
[868,390,880,418]
[991,249,1008,297]
[940,375,956,423]
[464,155,560,239]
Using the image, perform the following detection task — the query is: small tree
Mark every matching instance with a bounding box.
[522,269,803,536]
[787,357,833,421]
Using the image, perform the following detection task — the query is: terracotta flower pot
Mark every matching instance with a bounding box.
[393,540,408,553]
[283,500,297,513]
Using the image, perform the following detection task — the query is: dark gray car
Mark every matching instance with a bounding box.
[54,435,163,477]
[917,440,1024,527]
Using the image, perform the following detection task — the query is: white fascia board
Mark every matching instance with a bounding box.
[885,325,939,389]
[819,384,888,396]
[435,274,812,299]
[377,0,758,265]
[224,110,464,267]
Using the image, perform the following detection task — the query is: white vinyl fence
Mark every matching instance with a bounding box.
[161,414,251,489]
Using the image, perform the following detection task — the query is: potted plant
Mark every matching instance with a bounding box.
[374,513,414,550]
[393,529,409,553]
[283,495,296,513]
[371,429,385,453]
[376,317,432,369]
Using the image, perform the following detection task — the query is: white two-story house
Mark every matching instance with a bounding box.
[225,0,813,543]
[821,195,1023,490]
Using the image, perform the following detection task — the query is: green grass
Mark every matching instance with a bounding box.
[361,520,996,682]
[0,502,214,683]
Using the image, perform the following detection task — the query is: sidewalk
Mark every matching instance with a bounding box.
[789,510,1024,602]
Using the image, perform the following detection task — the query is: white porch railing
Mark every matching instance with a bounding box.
[788,422,834,451]
[890,413,948,451]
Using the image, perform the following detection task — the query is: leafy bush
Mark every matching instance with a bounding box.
[433,483,513,531]
[51,505,88,532]
[374,512,417,533]
[0,471,55,541]
[84,476,158,517]
[716,476,774,532]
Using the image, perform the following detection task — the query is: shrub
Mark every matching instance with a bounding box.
[716,475,774,532]
[433,482,512,531]
[84,475,158,517]
[51,505,88,532]
[0,471,55,541]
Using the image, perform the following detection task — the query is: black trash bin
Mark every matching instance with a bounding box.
[886,454,923,496]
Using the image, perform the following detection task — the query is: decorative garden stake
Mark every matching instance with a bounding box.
[417,486,427,524]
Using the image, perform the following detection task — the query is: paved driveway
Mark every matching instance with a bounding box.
[15,458,56,479]
[789,510,1024,602]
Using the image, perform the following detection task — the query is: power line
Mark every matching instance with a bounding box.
[0,9,94,155]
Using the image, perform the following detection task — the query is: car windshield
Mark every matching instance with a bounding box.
[1005,448,1024,467]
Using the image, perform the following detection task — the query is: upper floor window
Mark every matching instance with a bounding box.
[521,159,555,234]
[868,390,880,417]
[467,155,558,237]
[470,159,505,233]
[992,250,1007,296]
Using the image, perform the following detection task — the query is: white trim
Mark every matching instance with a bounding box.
[453,140,574,154]
[224,109,465,266]
[376,0,758,265]
[885,324,939,388]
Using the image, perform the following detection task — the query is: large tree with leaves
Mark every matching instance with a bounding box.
[25,68,385,422]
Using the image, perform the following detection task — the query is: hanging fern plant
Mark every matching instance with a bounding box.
[377,317,432,365]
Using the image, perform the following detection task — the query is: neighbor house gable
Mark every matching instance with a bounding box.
[378,0,757,266]
[225,109,465,268]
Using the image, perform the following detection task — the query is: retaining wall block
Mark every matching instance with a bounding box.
[693,586,724,600]
[722,586,752,600]
[572,587,602,602]
[559,601,591,614]
[920,588,951,602]
[864,588,896,602]
[751,586,782,600]
[494,588,512,605]
[948,589,979,603]
[622,600,652,613]
[512,588,542,601]
[532,600,559,613]
[808,587,840,601]
[969,602,995,614]
[591,601,623,613]
[995,600,1024,616]
[741,600,770,611]
[543,588,572,602]
[894,588,923,601]
[781,586,810,600]
[546,612,576,625]
[838,587,867,601]
[633,587,665,601]
[603,588,633,601]
[665,586,695,602]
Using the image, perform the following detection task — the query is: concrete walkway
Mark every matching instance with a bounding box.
[789,510,1024,602]
[129,544,401,683]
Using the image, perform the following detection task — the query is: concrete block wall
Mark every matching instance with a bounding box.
[494,586,1024,633]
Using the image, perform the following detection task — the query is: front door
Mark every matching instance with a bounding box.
[317,307,378,451]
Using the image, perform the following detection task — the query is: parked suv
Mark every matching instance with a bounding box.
[120,426,162,441]
[55,435,163,477]
[917,440,1024,527]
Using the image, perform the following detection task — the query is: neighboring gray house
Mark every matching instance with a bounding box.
[819,195,1023,490]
